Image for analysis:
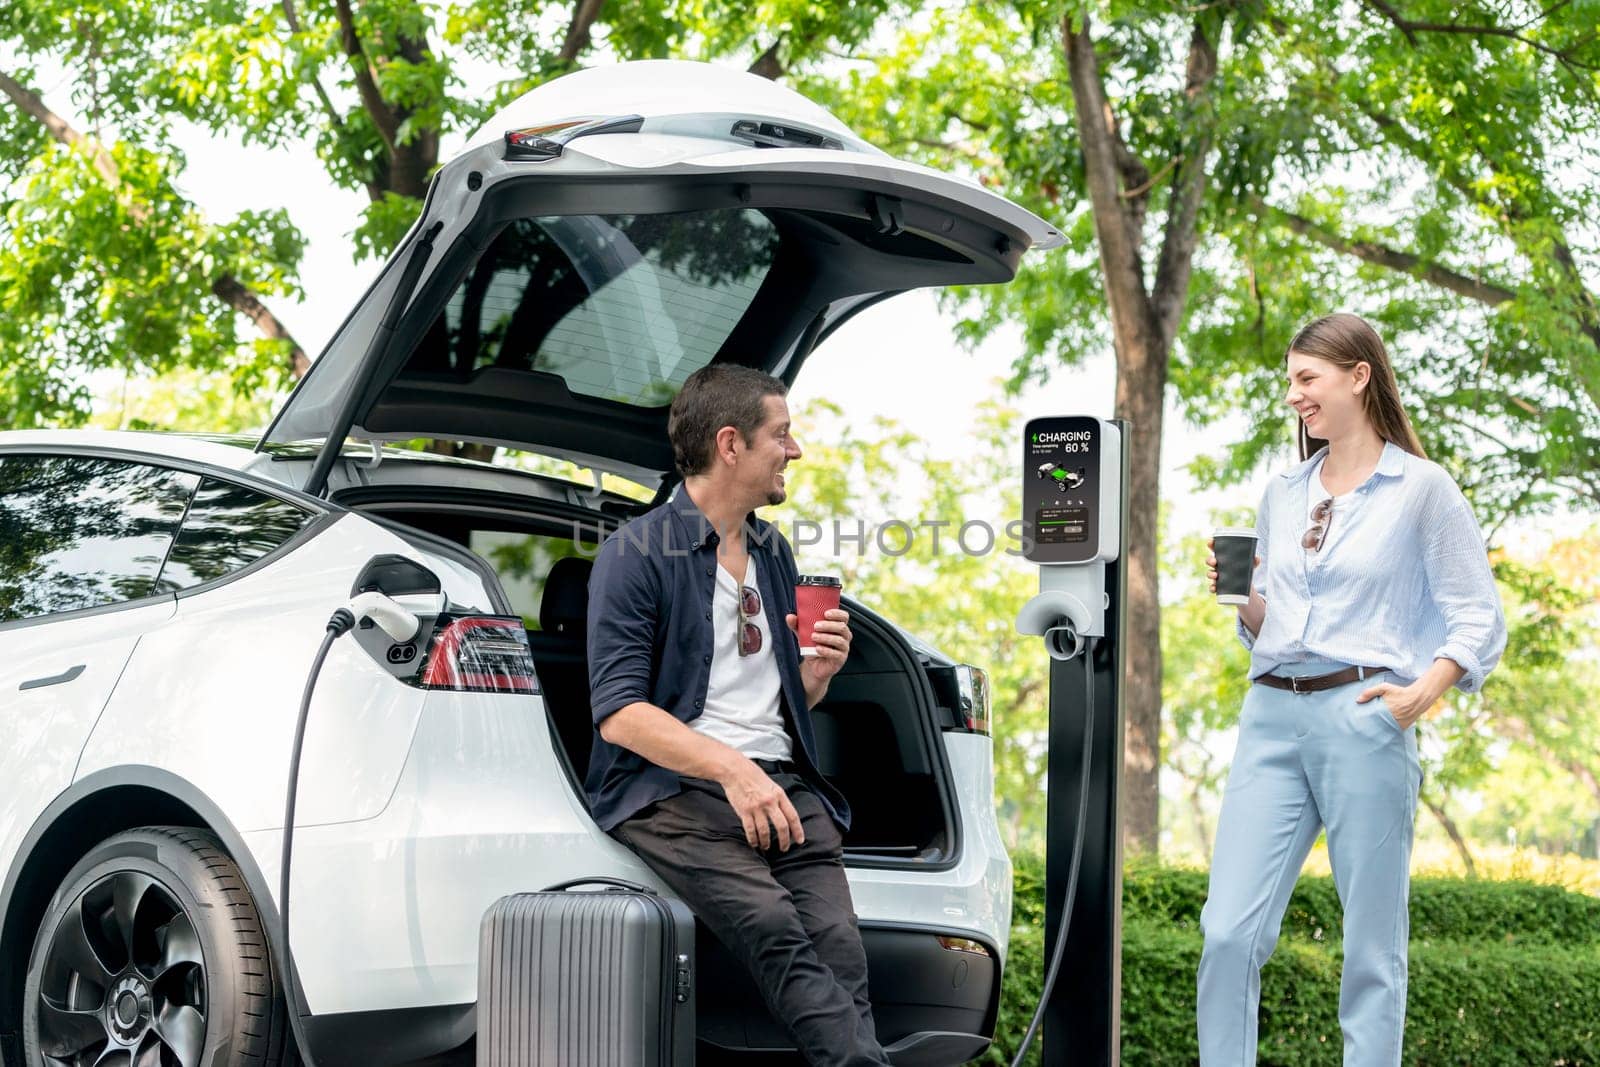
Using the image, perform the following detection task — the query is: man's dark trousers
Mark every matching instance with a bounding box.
[611,769,890,1067]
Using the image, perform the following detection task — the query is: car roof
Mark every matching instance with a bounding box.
[0,428,648,512]
[0,429,270,473]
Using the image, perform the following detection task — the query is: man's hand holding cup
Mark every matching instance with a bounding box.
[787,574,850,686]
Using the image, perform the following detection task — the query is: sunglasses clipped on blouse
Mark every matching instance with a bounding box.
[1303,497,1334,552]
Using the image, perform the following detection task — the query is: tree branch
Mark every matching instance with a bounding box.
[1360,0,1600,71]
[333,0,399,152]
[558,0,606,66]
[0,67,309,380]
[212,275,311,378]
[888,136,989,165]
[1351,101,1600,353]
[1104,99,1151,197]
[1152,17,1220,348]
[1511,0,1576,34]
[1263,201,1520,307]
[1062,13,1154,339]
[1120,155,1176,200]
[280,0,347,133]
[1493,714,1600,804]
[944,105,993,133]
[0,67,120,188]
[1419,789,1477,877]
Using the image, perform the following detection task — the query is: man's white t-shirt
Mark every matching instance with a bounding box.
[689,558,793,761]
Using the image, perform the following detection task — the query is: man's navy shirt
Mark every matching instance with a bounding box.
[584,488,850,833]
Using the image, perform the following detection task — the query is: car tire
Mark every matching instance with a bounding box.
[22,826,292,1067]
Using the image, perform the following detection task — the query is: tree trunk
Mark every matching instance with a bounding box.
[1187,782,1213,858]
[1063,16,1186,855]
[1116,336,1167,854]
[559,0,607,65]
[332,11,481,457]
[1420,791,1476,878]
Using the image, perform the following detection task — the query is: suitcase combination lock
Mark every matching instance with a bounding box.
[675,953,692,1004]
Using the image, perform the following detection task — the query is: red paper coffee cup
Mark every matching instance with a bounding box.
[795,575,842,657]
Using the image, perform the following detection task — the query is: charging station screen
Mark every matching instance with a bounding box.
[1023,416,1101,564]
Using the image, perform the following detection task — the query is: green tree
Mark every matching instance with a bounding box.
[801,0,1600,852]
[0,64,307,428]
[1464,534,1600,857]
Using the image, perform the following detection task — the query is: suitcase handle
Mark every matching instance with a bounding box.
[541,876,659,895]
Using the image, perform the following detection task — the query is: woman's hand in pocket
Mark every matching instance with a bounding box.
[1356,681,1429,729]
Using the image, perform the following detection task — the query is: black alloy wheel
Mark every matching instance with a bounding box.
[34,870,205,1066]
[24,827,291,1067]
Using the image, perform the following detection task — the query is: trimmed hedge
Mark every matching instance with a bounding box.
[982,855,1600,1065]
[1117,858,1600,948]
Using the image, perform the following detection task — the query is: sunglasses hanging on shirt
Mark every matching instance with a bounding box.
[738,585,763,656]
[1303,497,1334,552]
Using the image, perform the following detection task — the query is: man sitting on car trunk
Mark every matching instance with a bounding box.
[586,363,888,1066]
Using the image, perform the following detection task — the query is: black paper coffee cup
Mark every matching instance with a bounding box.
[1213,527,1258,605]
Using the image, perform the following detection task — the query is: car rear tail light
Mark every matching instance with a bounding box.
[418,615,538,693]
[955,665,991,735]
[503,115,644,161]
[926,662,993,735]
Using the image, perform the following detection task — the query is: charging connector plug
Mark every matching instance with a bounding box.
[345,591,419,642]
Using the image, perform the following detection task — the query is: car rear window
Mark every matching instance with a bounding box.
[154,477,315,592]
[406,209,780,406]
[0,455,197,622]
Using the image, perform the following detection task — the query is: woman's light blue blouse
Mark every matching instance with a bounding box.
[1237,441,1507,692]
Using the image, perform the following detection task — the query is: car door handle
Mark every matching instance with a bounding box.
[19,665,86,691]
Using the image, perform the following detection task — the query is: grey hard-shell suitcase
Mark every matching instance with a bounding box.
[477,878,696,1067]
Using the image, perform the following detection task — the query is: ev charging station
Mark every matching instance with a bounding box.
[1015,416,1131,1067]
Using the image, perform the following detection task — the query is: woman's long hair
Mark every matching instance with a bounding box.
[1288,313,1427,462]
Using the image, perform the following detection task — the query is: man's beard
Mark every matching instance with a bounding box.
[764,468,787,507]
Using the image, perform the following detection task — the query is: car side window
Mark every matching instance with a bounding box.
[154,477,315,592]
[0,454,199,623]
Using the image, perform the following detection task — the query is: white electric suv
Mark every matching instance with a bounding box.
[0,60,1057,1067]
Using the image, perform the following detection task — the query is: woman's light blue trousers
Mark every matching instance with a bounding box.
[1197,661,1422,1066]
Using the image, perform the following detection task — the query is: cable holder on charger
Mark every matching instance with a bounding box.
[1016,561,1107,661]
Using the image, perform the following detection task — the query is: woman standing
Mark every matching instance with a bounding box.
[1196,313,1506,1065]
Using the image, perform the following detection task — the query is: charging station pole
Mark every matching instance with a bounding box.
[1016,416,1130,1067]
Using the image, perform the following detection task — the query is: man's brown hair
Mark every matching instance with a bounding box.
[668,364,788,478]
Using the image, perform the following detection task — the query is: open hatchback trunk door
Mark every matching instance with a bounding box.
[259,60,1063,491]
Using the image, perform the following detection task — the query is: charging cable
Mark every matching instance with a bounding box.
[277,608,357,1067]
[1010,634,1098,1067]
[280,590,426,1064]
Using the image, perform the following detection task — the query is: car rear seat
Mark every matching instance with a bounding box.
[524,556,596,782]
